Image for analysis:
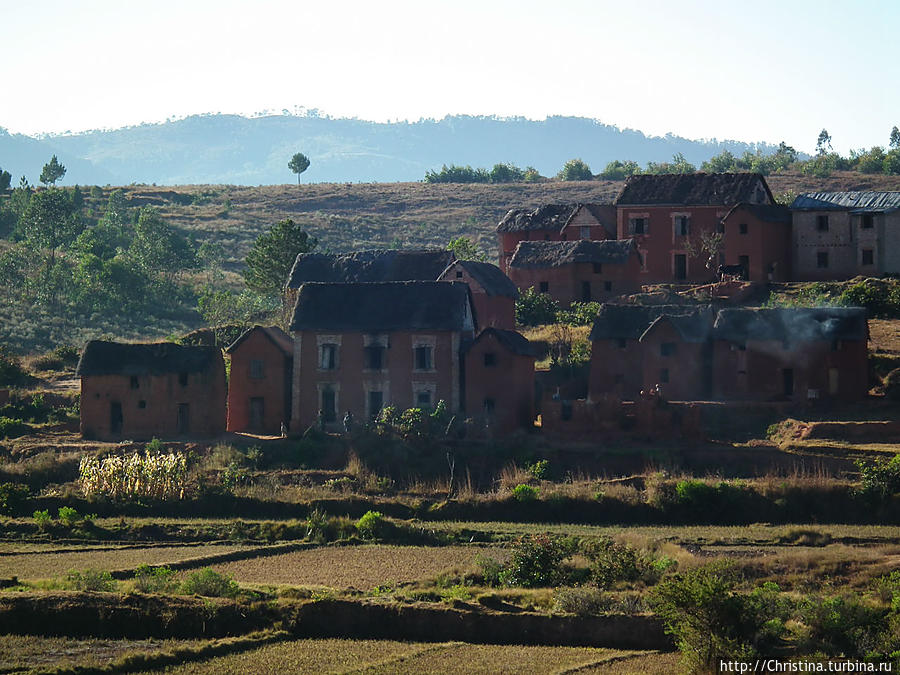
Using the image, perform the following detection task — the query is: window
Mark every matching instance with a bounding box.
[484,352,497,367]
[178,372,188,387]
[816,251,829,269]
[659,368,669,384]
[580,226,591,240]
[544,234,550,241]
[628,217,647,235]
[130,375,139,389]
[593,262,602,274]
[831,340,841,352]
[365,343,384,370]
[862,249,874,266]
[862,214,874,229]
[816,215,829,231]
[483,398,496,415]
[249,359,265,379]
[604,281,612,292]
[320,344,337,370]
[416,391,432,408]
[415,345,432,371]
[138,400,146,409]
[581,281,592,302]
[456,270,463,278]
[674,215,690,236]
[613,374,624,385]
[617,338,627,349]
[739,223,748,235]
[660,342,677,357]
[539,281,549,294]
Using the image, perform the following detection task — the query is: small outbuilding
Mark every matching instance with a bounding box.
[437,259,519,329]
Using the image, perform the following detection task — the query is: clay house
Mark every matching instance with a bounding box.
[790,192,900,280]
[496,203,615,273]
[463,327,537,434]
[614,173,775,283]
[77,341,226,441]
[507,239,642,306]
[588,304,713,401]
[225,326,293,435]
[437,259,519,329]
[720,203,792,282]
[712,307,868,402]
[288,281,476,431]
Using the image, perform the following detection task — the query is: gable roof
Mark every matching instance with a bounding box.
[589,304,711,341]
[640,310,714,344]
[509,239,637,269]
[465,327,537,357]
[790,191,900,213]
[614,173,773,206]
[289,282,474,332]
[559,203,617,237]
[723,202,792,225]
[713,307,868,343]
[496,203,614,234]
[77,341,222,377]
[286,249,456,289]
[439,260,519,298]
[225,325,293,356]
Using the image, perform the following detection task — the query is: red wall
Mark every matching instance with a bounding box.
[227,330,292,434]
[638,321,710,401]
[509,259,641,307]
[499,229,563,273]
[464,332,535,434]
[589,339,643,401]
[722,208,791,282]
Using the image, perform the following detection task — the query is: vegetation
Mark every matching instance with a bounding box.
[242,217,317,298]
[79,448,189,501]
[288,152,311,184]
[557,158,593,181]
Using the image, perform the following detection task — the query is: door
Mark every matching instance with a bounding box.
[368,391,383,419]
[321,389,336,423]
[674,254,687,280]
[177,403,190,434]
[782,369,794,398]
[738,255,750,280]
[110,402,123,435]
[828,368,839,396]
[581,281,592,301]
[249,397,265,431]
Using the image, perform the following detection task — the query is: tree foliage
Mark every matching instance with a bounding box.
[243,218,317,297]
[39,155,66,186]
[515,287,560,326]
[557,158,593,181]
[599,160,641,180]
[447,236,487,262]
[0,168,11,193]
[288,152,311,184]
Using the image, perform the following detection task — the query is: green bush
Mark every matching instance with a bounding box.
[355,510,388,540]
[33,509,51,530]
[557,301,601,326]
[474,553,505,586]
[134,564,178,593]
[0,347,28,386]
[515,287,560,326]
[0,482,29,515]
[856,453,900,501]
[583,537,656,588]
[797,594,886,658]
[181,568,239,597]
[0,416,31,440]
[57,506,79,527]
[498,534,576,588]
[511,483,538,502]
[557,158,593,181]
[65,569,116,592]
[526,459,549,480]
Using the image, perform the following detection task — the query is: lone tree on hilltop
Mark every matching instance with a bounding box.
[39,155,66,186]
[288,152,311,184]
[557,158,593,181]
[243,218,317,298]
[890,126,900,150]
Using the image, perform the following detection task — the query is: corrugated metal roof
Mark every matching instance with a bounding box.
[790,192,900,213]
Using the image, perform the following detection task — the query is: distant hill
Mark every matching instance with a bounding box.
[1,114,784,186]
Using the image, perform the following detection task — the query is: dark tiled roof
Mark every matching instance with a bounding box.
[496,202,614,234]
[615,173,773,206]
[641,310,714,344]
[77,341,221,377]
[723,202,792,225]
[225,325,293,356]
[286,249,456,288]
[509,239,637,269]
[289,282,474,332]
[589,304,710,341]
[790,192,900,213]
[713,308,868,343]
[465,327,537,357]
[439,260,519,298]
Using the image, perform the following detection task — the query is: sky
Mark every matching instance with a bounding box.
[1,0,898,155]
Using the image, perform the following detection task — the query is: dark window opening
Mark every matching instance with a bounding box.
[366,344,384,370]
[320,344,337,370]
[250,359,265,379]
[675,216,689,236]
[178,372,188,387]
[661,342,677,357]
[862,214,874,229]
[816,215,829,231]
[130,375,139,389]
[739,223,748,235]
[659,368,670,384]
[138,400,146,409]
[250,397,264,430]
[604,281,612,292]
[456,270,463,278]
[593,262,602,274]
[484,352,497,367]
[783,369,794,397]
[321,389,336,423]
[862,249,874,266]
[415,346,433,370]
[613,374,624,384]
[560,400,572,421]
[483,398,496,416]
[817,251,829,269]
[539,281,549,294]
[581,281,592,302]
[417,391,432,408]
[368,391,383,419]
[177,403,190,434]
[629,218,646,235]
[674,254,687,280]
[110,402,123,434]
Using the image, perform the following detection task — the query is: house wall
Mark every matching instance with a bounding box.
[589,338,643,401]
[722,209,792,281]
[290,330,461,432]
[616,205,729,284]
[639,321,710,401]
[791,211,856,280]
[508,258,641,307]
[560,209,613,242]
[464,332,535,434]
[439,262,515,329]
[499,230,561,273]
[81,359,226,441]
[882,212,900,274]
[226,330,292,434]
[712,338,868,402]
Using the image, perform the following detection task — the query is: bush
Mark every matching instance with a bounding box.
[355,510,388,540]
[33,509,51,530]
[65,569,116,592]
[0,482,29,514]
[498,534,576,588]
[134,564,177,593]
[557,301,601,326]
[511,483,538,502]
[797,594,886,658]
[181,568,239,597]
[557,158,593,181]
[0,416,31,440]
[515,287,560,326]
[553,586,609,616]
[474,553,505,586]
[0,347,27,386]
[583,537,656,588]
[856,453,900,501]
[57,506,79,527]
[526,459,549,480]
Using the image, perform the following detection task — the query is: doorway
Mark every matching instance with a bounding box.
[674,255,687,280]
[110,402,123,435]
[249,397,265,431]
[177,403,190,434]
[782,369,794,398]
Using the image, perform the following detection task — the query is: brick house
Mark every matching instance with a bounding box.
[463,327,536,434]
[720,203,792,281]
[614,173,775,283]
[508,239,642,305]
[288,282,475,431]
[225,326,293,435]
[496,203,615,273]
[790,192,900,280]
[437,259,519,329]
[77,341,226,441]
[712,307,868,402]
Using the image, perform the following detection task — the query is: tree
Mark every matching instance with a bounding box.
[701,150,738,173]
[599,160,641,180]
[557,158,593,181]
[890,126,900,150]
[129,207,196,287]
[447,236,487,262]
[288,152,310,184]
[489,163,525,183]
[816,129,832,156]
[243,218,317,297]
[21,188,81,301]
[39,155,66,186]
[0,168,11,193]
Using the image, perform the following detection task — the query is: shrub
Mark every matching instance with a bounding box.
[181,568,239,597]
[134,564,177,593]
[33,509,52,530]
[0,416,31,440]
[355,510,388,540]
[0,347,27,386]
[856,453,900,501]
[553,586,609,616]
[583,537,655,588]
[0,482,29,515]
[511,483,538,502]
[498,534,576,588]
[557,301,601,326]
[797,594,886,658]
[65,569,116,592]
[526,459,549,480]
[57,506,79,527]
[557,158,593,181]
[474,553,505,586]
[515,287,560,326]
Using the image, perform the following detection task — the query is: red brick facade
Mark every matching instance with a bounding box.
[508,251,642,306]
[721,204,792,282]
[225,326,293,434]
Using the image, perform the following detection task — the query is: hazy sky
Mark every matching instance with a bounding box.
[1,0,897,154]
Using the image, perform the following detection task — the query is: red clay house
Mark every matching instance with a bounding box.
[288,282,476,431]
[614,173,775,284]
[496,203,615,273]
[78,341,226,441]
[720,203,792,281]
[507,239,642,306]
[225,326,293,435]
[437,259,519,329]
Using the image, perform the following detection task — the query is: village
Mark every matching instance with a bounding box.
[76,172,893,443]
